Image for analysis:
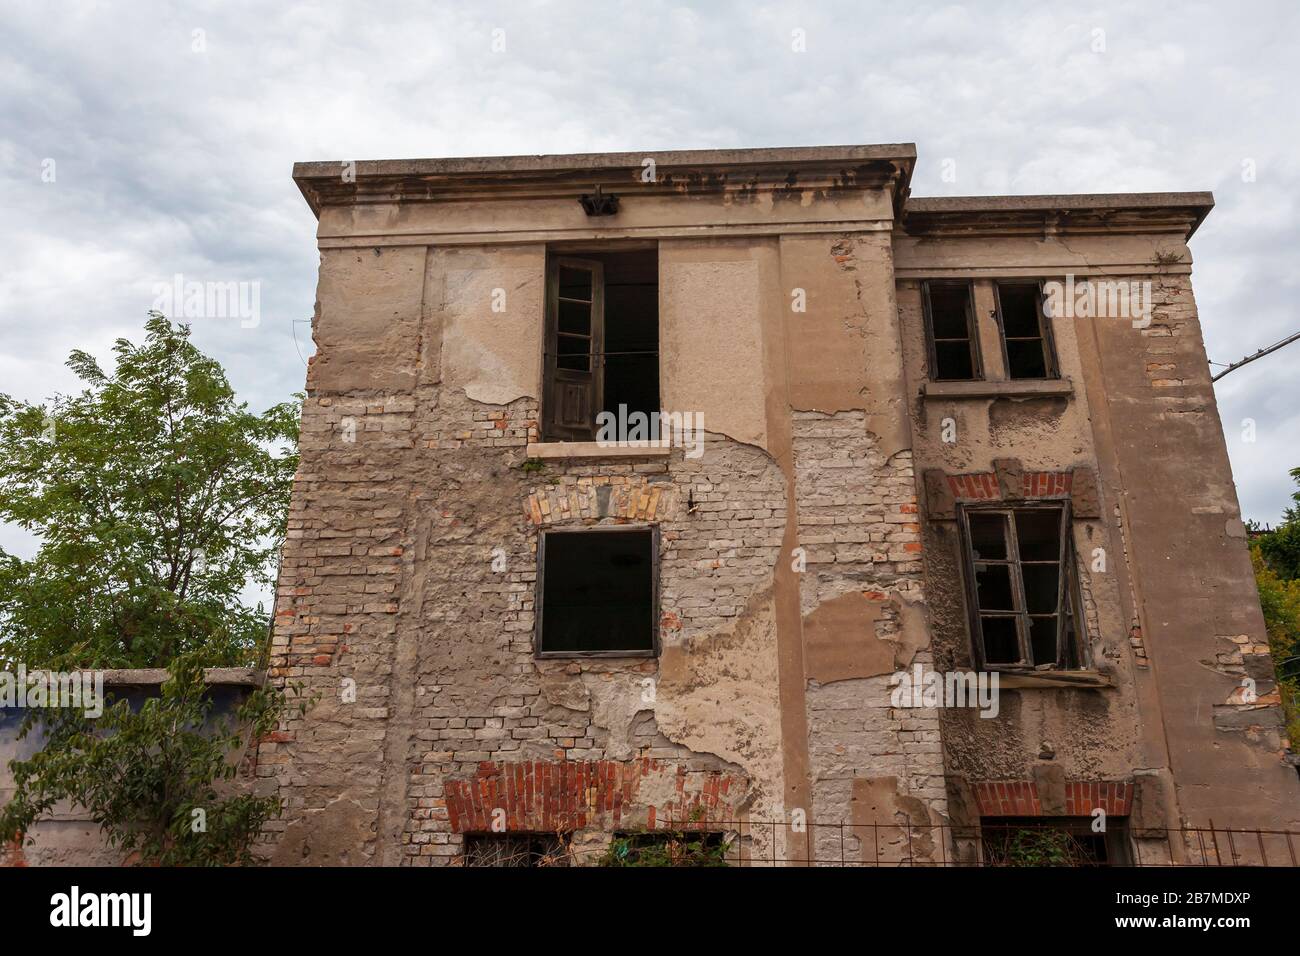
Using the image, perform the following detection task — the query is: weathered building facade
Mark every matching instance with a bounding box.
[258,145,1299,866]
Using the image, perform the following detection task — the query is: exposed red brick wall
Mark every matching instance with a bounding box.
[948,472,1001,501]
[947,471,1072,501]
[444,758,744,833]
[1,835,27,867]
[974,779,1134,817]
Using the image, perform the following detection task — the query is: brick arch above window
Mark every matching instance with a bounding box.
[526,477,674,526]
[923,462,1100,519]
[974,779,1135,817]
[948,469,1073,502]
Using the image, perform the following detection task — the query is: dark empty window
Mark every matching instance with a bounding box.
[537,528,658,656]
[996,282,1057,379]
[981,817,1130,866]
[923,281,980,381]
[959,505,1083,670]
[542,249,659,442]
[463,833,569,867]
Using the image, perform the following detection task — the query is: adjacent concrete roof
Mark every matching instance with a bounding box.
[97,667,264,687]
[902,191,1214,238]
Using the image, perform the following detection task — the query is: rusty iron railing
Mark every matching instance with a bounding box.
[545,820,1300,867]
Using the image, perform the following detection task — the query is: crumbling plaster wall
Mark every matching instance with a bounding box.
[264,183,956,864]
[1080,266,1300,830]
[895,227,1300,835]
[896,272,1143,804]
[778,231,949,864]
[403,409,789,863]
[265,237,796,865]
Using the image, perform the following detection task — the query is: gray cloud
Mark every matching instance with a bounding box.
[2,0,1298,571]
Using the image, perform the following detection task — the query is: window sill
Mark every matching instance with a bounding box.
[535,649,658,660]
[991,669,1112,689]
[922,378,1074,400]
[526,441,672,461]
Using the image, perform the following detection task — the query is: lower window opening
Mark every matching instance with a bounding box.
[538,527,658,656]
[463,832,570,867]
[961,503,1085,671]
[980,816,1131,866]
[603,830,731,867]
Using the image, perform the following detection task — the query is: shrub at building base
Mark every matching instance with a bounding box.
[0,655,304,867]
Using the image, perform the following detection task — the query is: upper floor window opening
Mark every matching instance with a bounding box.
[995,281,1059,380]
[923,280,981,382]
[541,247,659,443]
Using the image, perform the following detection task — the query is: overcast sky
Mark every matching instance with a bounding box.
[2,0,1298,567]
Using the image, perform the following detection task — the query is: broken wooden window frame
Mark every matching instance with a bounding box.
[541,255,606,442]
[540,247,663,443]
[956,501,1086,672]
[534,523,661,660]
[922,279,983,382]
[993,280,1060,380]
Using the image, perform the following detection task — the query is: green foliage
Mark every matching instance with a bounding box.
[0,313,300,669]
[1255,467,1300,581]
[0,654,306,866]
[1251,547,1300,670]
[519,458,546,474]
[599,828,731,867]
[1257,522,1300,582]
[1248,467,1300,744]
[1250,545,1300,743]
[991,827,1091,867]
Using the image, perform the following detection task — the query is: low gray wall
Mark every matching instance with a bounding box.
[0,668,263,866]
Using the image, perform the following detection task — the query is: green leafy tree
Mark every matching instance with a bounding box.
[0,313,299,668]
[1253,548,1300,669]
[0,654,302,866]
[1251,545,1300,744]
[1255,467,1300,582]
[1248,468,1300,746]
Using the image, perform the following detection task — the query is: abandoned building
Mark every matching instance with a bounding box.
[256,144,1300,866]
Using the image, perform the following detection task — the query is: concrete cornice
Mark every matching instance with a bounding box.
[293,144,918,217]
[900,191,1214,240]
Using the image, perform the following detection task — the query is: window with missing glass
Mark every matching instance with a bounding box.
[606,830,731,866]
[980,817,1131,866]
[536,526,658,657]
[541,248,660,442]
[922,280,981,381]
[958,504,1084,670]
[995,281,1058,379]
[463,833,570,867]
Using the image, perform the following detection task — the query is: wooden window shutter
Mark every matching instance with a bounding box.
[542,257,605,441]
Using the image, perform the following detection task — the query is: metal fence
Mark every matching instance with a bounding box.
[548,820,1300,867]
